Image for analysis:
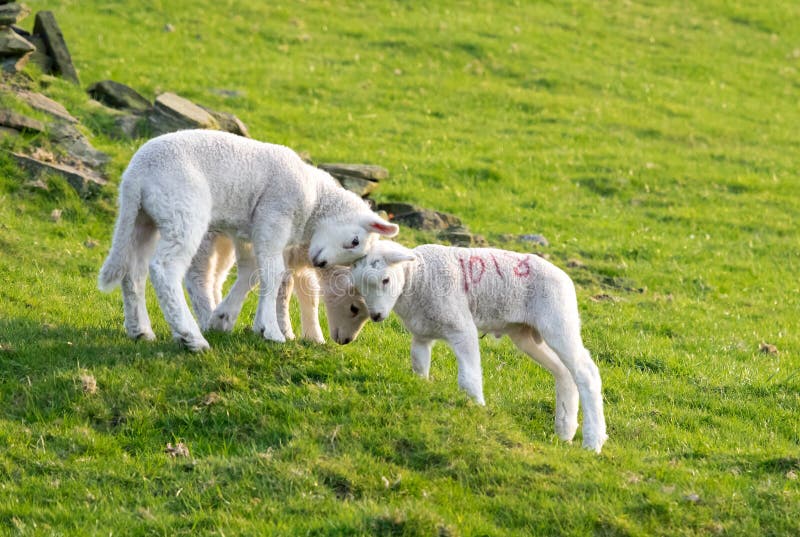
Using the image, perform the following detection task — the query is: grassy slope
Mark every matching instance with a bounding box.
[0,0,798,534]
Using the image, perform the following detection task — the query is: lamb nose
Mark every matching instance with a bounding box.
[315,260,327,268]
[371,313,382,322]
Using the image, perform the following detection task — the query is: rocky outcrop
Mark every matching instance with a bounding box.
[0,108,45,132]
[17,90,77,123]
[0,2,34,73]
[317,163,387,197]
[32,10,78,84]
[148,92,220,135]
[12,152,107,197]
[376,202,462,230]
[87,80,152,114]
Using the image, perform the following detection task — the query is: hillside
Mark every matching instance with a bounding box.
[0,1,798,535]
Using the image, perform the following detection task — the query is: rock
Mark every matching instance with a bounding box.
[148,92,219,135]
[317,163,389,181]
[17,91,77,123]
[438,226,487,247]
[13,152,107,197]
[33,11,79,84]
[199,105,249,137]
[112,112,145,139]
[759,342,778,355]
[377,202,462,231]
[87,80,152,114]
[519,233,549,246]
[1,52,30,73]
[0,109,45,133]
[334,174,379,197]
[85,98,146,139]
[0,3,30,25]
[0,27,34,56]
[209,88,245,99]
[49,122,111,169]
[24,33,52,72]
[317,163,387,197]
[49,208,61,222]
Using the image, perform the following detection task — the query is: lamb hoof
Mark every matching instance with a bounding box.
[302,331,325,344]
[131,329,156,342]
[582,434,608,454]
[177,334,210,352]
[208,312,235,332]
[555,419,579,442]
[255,325,286,343]
[282,327,296,340]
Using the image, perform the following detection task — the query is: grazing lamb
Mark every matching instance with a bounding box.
[98,130,396,351]
[184,232,369,345]
[350,240,608,453]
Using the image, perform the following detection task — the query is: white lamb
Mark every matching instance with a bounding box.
[184,232,369,345]
[350,240,608,453]
[98,129,397,351]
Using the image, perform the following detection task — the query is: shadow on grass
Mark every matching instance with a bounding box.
[0,317,297,455]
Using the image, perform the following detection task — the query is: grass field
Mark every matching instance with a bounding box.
[0,0,798,534]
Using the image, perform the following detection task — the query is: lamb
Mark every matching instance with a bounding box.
[350,240,608,453]
[98,129,396,351]
[184,231,369,345]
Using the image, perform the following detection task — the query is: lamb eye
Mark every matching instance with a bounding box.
[350,304,360,316]
[382,277,390,285]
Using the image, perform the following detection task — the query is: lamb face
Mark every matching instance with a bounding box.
[351,242,416,322]
[308,213,399,268]
[319,267,369,344]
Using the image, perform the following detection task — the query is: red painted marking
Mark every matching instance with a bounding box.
[489,253,504,279]
[458,256,470,292]
[513,256,531,278]
[468,256,486,285]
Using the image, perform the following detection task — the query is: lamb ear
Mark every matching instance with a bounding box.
[361,214,399,237]
[383,243,416,265]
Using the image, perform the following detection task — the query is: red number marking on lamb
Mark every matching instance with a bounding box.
[489,253,504,279]
[458,255,487,292]
[458,257,470,292]
[468,256,486,285]
[513,256,531,278]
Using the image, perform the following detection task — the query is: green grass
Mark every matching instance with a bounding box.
[0,0,798,534]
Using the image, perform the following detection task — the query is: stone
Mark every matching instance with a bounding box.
[49,122,111,169]
[317,163,388,181]
[199,105,249,137]
[0,109,45,133]
[87,80,151,114]
[148,92,219,135]
[438,226,487,247]
[17,90,77,123]
[1,52,30,73]
[0,3,30,25]
[25,34,52,72]
[112,112,145,139]
[33,11,79,84]
[376,202,462,231]
[519,233,549,246]
[316,164,388,196]
[334,174,378,197]
[0,27,35,56]
[13,152,107,197]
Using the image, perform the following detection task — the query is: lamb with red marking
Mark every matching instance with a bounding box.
[350,241,608,453]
